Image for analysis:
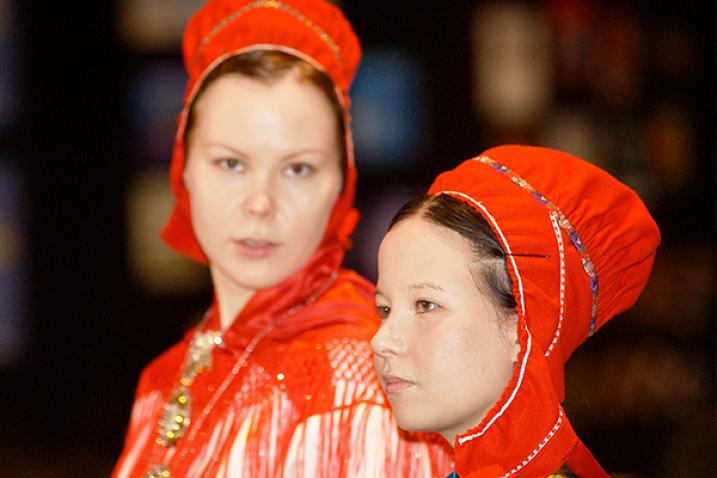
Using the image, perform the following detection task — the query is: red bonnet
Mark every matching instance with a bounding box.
[428,145,660,477]
[429,145,660,398]
[160,0,362,262]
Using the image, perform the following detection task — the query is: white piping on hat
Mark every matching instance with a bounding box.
[499,409,564,477]
[457,328,531,445]
[176,44,354,167]
[545,212,565,357]
[437,191,525,316]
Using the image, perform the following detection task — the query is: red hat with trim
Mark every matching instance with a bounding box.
[161,0,362,262]
[428,145,660,477]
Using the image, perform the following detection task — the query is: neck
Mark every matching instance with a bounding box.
[210,266,255,331]
[443,434,457,450]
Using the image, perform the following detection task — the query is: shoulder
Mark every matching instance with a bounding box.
[321,268,375,307]
[290,268,378,373]
[283,330,376,382]
[295,268,377,340]
[134,332,193,394]
[273,269,382,405]
[121,333,194,436]
[281,328,385,407]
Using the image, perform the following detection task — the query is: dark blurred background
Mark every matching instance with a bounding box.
[0,1,714,476]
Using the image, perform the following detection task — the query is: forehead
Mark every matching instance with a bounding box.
[195,71,335,117]
[189,72,339,152]
[378,216,475,285]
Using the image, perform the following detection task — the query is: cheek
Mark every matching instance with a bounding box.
[184,166,233,237]
[458,327,516,395]
[282,177,340,232]
[413,327,472,385]
[188,178,225,221]
[416,323,509,393]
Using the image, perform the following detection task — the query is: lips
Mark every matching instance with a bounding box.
[234,238,279,258]
[382,374,416,394]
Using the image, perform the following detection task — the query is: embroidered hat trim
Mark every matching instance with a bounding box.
[472,156,600,336]
[193,0,343,69]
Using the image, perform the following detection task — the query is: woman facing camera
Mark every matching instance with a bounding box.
[112,1,452,477]
[372,145,660,477]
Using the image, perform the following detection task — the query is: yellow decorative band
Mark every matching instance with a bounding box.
[194,0,343,67]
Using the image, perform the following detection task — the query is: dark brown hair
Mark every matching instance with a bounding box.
[185,50,347,174]
[389,194,517,314]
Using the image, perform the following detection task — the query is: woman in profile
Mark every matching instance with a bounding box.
[112,0,452,476]
[372,145,660,477]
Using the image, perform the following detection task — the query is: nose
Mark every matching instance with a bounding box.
[242,178,274,218]
[370,319,405,358]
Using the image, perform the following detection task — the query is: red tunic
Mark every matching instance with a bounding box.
[113,249,453,477]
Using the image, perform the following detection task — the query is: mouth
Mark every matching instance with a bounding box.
[233,238,280,259]
[381,374,416,395]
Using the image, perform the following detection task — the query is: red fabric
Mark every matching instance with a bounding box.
[427,145,660,477]
[564,440,610,478]
[112,269,453,477]
[161,0,362,262]
[114,1,454,476]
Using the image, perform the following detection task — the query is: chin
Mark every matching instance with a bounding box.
[237,275,291,291]
[391,408,434,434]
[218,267,289,292]
[229,261,294,286]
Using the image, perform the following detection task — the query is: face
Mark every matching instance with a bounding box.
[183,70,342,298]
[371,216,518,445]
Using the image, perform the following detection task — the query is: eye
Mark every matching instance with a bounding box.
[415,300,438,314]
[285,163,314,177]
[216,158,245,172]
[375,305,391,319]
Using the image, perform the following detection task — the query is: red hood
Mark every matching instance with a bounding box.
[160,0,363,264]
[428,145,660,477]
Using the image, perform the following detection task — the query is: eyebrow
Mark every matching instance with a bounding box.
[409,283,445,292]
[375,283,445,299]
[203,142,248,158]
[202,144,330,164]
[279,148,334,165]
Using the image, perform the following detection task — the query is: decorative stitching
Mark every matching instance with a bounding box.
[439,191,531,443]
[499,409,564,478]
[472,156,600,336]
[545,213,566,357]
[456,330,532,444]
[439,191,526,317]
[436,190,566,472]
[193,0,343,67]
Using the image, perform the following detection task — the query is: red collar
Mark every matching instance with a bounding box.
[203,241,345,349]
